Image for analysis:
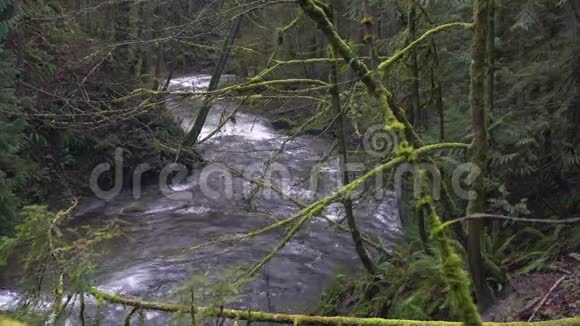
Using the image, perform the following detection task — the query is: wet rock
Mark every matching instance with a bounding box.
[122,201,146,213]
[271,117,296,130]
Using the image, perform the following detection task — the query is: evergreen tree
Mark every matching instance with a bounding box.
[0,0,22,236]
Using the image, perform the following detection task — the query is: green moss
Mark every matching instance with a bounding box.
[361,16,374,25]
[0,315,26,326]
[395,141,417,161]
[431,214,482,326]
[387,121,405,132]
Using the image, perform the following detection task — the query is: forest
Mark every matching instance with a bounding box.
[0,0,579,325]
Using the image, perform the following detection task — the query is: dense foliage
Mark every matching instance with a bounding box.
[0,0,21,236]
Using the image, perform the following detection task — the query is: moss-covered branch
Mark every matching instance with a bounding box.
[378,22,473,72]
[435,214,580,232]
[207,79,330,99]
[244,142,469,277]
[88,288,579,326]
[137,78,330,101]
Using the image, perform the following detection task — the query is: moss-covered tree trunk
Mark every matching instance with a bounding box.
[467,0,489,300]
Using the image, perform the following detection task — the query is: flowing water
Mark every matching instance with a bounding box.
[0,75,402,325]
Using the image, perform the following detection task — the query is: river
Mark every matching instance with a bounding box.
[0,75,402,325]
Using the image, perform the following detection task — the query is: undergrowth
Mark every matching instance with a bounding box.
[316,222,579,322]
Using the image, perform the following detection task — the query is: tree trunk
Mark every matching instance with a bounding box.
[437,80,444,141]
[430,45,444,141]
[329,48,376,275]
[183,15,243,146]
[112,0,132,77]
[467,0,489,301]
[485,0,495,116]
[141,0,155,83]
[417,206,431,254]
[152,44,163,90]
[362,0,379,69]
[408,0,422,128]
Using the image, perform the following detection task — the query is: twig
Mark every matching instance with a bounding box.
[191,287,196,326]
[79,293,86,326]
[124,306,139,326]
[218,305,226,326]
[528,275,567,322]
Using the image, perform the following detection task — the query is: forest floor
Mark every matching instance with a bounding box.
[483,254,579,322]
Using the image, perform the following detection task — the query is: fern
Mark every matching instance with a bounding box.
[481,223,578,281]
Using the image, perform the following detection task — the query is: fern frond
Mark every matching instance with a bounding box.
[490,152,519,167]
